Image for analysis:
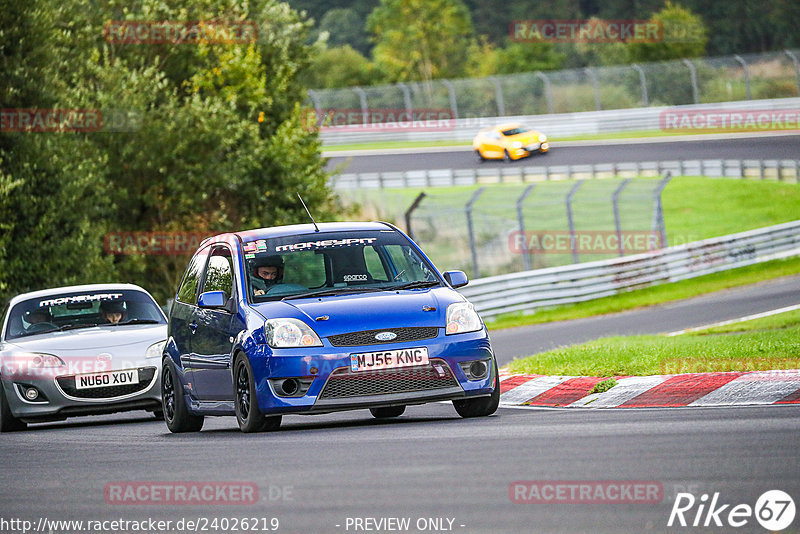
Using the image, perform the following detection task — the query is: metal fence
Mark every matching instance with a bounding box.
[318,96,800,144]
[397,175,671,279]
[459,220,800,319]
[332,158,800,190]
[309,49,800,128]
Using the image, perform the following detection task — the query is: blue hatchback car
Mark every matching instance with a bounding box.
[162,222,498,433]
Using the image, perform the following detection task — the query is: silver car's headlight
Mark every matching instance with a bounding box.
[445,302,483,335]
[146,340,166,359]
[265,319,322,348]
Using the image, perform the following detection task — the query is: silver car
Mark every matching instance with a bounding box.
[0,283,167,431]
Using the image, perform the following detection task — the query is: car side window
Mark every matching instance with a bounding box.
[176,248,208,304]
[364,246,389,282]
[203,247,234,299]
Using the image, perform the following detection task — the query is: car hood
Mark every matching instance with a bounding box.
[252,287,463,338]
[3,324,167,353]
[507,130,543,143]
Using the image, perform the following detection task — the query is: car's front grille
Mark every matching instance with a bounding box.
[327,327,439,347]
[318,359,458,399]
[56,367,157,399]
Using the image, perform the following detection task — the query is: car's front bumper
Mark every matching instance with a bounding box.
[2,365,162,422]
[248,329,495,415]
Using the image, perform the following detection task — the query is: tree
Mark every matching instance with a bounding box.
[366,0,476,83]
[315,8,370,55]
[0,0,341,304]
[300,45,383,89]
[626,2,708,63]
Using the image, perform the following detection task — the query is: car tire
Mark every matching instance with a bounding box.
[234,355,281,433]
[503,150,513,163]
[473,150,485,163]
[0,383,27,432]
[452,361,500,418]
[162,358,204,433]
[369,406,406,418]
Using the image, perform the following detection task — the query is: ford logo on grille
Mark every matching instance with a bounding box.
[375,331,397,341]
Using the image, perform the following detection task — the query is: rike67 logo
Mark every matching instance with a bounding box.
[668,490,795,530]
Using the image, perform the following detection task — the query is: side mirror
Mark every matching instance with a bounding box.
[443,270,468,288]
[197,290,227,309]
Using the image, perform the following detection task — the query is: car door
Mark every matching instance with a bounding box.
[171,246,209,393]
[189,244,243,401]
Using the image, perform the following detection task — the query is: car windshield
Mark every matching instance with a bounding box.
[4,289,166,340]
[243,230,441,302]
[501,126,531,136]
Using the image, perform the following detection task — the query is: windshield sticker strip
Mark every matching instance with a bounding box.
[39,293,123,307]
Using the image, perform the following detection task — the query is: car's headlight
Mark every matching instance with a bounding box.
[146,340,166,359]
[445,302,483,335]
[23,353,65,368]
[265,319,322,348]
[539,134,547,142]
[511,141,523,148]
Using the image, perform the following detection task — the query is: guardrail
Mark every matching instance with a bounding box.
[332,158,800,189]
[319,97,800,145]
[458,220,800,319]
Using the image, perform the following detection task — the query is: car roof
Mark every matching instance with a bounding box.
[6,283,151,308]
[206,221,397,244]
[495,122,522,131]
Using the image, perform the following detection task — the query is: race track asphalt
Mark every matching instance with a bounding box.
[325,134,800,174]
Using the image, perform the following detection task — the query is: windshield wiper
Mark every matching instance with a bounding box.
[58,323,98,331]
[281,286,387,301]
[393,280,441,290]
[118,319,162,325]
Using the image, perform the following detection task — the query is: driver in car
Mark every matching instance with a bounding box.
[24,309,53,329]
[99,300,126,325]
[252,255,284,296]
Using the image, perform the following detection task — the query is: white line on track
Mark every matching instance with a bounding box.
[664,303,800,337]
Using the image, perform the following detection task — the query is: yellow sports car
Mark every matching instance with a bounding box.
[472,123,549,162]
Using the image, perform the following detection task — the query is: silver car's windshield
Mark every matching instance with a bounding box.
[243,230,441,302]
[5,289,166,340]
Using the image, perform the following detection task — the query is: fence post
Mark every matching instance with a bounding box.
[535,71,554,114]
[466,187,486,277]
[566,181,584,264]
[516,184,536,270]
[441,79,459,119]
[733,55,752,100]
[307,89,322,121]
[682,59,700,104]
[404,192,426,241]
[786,50,800,96]
[397,82,413,115]
[652,172,672,249]
[612,178,632,256]
[490,76,505,117]
[632,64,649,107]
[585,68,602,110]
[353,87,369,125]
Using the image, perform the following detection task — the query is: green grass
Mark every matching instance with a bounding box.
[505,308,800,377]
[485,255,800,330]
